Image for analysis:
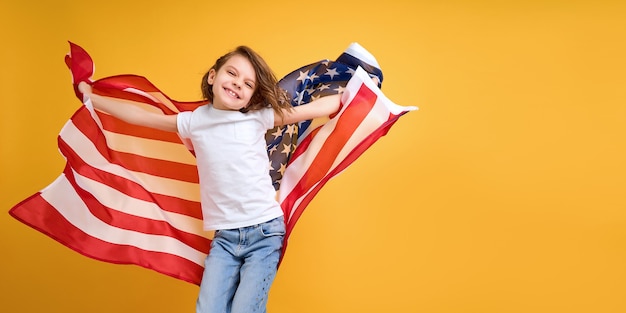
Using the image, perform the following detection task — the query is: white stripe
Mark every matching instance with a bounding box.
[59,121,200,202]
[72,169,206,237]
[102,130,196,165]
[40,175,207,266]
[280,102,376,213]
[278,115,339,200]
[115,88,183,115]
[284,179,322,222]
[280,69,415,213]
[344,43,380,69]
[122,88,160,103]
[280,69,379,201]
[344,67,417,113]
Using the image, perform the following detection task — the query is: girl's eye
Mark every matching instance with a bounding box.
[246,82,254,88]
[227,70,235,76]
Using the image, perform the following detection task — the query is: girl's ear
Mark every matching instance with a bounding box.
[206,69,216,85]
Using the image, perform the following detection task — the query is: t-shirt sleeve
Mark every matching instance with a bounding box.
[177,111,193,138]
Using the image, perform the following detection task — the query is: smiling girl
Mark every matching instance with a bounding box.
[79,46,341,313]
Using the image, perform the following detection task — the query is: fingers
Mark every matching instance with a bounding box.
[78,81,92,95]
[371,76,380,85]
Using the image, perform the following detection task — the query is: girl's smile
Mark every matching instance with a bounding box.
[224,87,241,99]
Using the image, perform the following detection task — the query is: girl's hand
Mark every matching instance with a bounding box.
[371,76,380,86]
[78,81,92,96]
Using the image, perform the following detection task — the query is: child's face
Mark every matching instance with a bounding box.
[207,54,257,111]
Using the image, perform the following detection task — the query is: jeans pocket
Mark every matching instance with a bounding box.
[260,217,286,237]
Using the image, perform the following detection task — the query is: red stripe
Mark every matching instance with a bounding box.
[8,193,205,285]
[93,75,207,113]
[98,112,182,143]
[71,107,199,184]
[58,136,202,219]
[61,163,210,253]
[281,84,377,211]
[284,110,408,238]
[90,75,205,142]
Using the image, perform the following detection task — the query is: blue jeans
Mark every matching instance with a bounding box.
[196,216,285,313]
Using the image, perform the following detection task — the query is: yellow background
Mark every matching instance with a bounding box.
[2,0,625,312]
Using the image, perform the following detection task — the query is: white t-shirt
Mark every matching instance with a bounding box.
[177,105,284,230]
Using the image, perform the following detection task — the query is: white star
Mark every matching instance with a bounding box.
[278,163,287,175]
[271,127,283,139]
[346,67,355,76]
[334,86,346,94]
[294,90,305,104]
[310,94,321,102]
[296,70,309,82]
[281,143,292,155]
[306,87,316,95]
[285,124,297,137]
[317,83,330,92]
[325,68,340,79]
[309,73,319,82]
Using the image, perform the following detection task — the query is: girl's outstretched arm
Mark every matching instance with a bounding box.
[78,82,178,132]
[275,94,341,126]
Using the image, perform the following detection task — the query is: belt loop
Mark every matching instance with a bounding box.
[239,227,246,246]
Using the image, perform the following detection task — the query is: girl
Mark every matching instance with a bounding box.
[78,46,342,313]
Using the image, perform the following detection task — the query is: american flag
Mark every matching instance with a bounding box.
[269,43,385,190]
[9,42,416,285]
